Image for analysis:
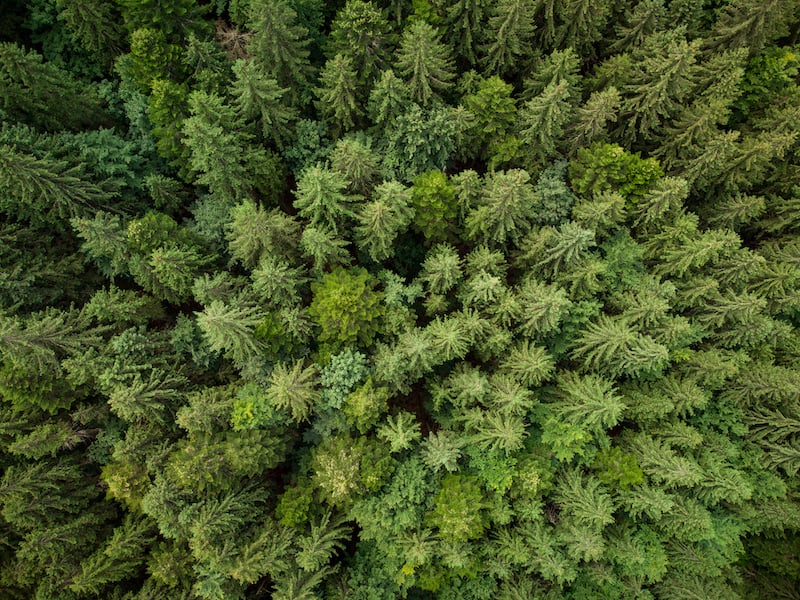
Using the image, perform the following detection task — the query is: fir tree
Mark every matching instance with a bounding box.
[395,20,456,106]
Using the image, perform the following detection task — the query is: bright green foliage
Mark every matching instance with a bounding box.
[311,434,394,507]
[395,20,455,106]
[410,170,457,243]
[308,267,384,353]
[378,411,421,452]
[568,143,664,203]
[463,76,517,157]
[426,475,488,543]
[343,376,389,433]
[6,2,800,598]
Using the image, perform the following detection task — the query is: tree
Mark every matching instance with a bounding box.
[519,81,573,164]
[565,87,621,154]
[0,42,109,131]
[465,169,536,247]
[410,170,458,243]
[329,0,394,83]
[0,144,115,225]
[355,180,414,262]
[308,267,385,354]
[618,33,699,142]
[293,164,360,236]
[445,0,490,64]
[367,69,412,127]
[479,0,537,77]
[266,360,320,422]
[610,0,667,53]
[330,136,382,196]
[226,199,301,268]
[395,20,455,106]
[195,299,264,364]
[552,0,613,52]
[316,54,362,135]
[248,0,315,106]
[704,0,797,55]
[231,59,296,149]
[425,475,488,543]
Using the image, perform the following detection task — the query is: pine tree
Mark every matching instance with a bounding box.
[395,20,455,106]
[265,360,320,422]
[231,59,296,149]
[609,0,667,53]
[555,468,615,530]
[226,199,301,269]
[0,42,109,131]
[367,69,412,127]
[565,87,621,153]
[293,164,360,236]
[479,0,537,77]
[355,180,414,262]
[296,510,351,572]
[195,299,264,364]
[56,0,124,64]
[618,32,699,142]
[248,0,315,106]
[552,0,613,52]
[316,54,362,135]
[330,136,381,196]
[704,0,798,55]
[329,0,394,84]
[519,81,573,164]
[0,144,115,225]
[445,0,490,65]
[465,169,536,247]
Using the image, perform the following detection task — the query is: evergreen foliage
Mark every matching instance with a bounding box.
[2,3,800,598]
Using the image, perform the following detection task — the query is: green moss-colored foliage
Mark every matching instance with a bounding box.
[568,142,664,203]
[410,170,458,243]
[308,267,385,355]
[425,474,488,543]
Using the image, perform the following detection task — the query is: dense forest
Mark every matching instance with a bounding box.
[1,0,800,598]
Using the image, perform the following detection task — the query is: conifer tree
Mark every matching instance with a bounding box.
[248,0,315,106]
[465,169,536,247]
[445,0,490,65]
[479,0,537,77]
[329,0,394,84]
[395,20,456,106]
[355,180,414,262]
[231,59,296,149]
[316,54,362,136]
[293,164,360,235]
